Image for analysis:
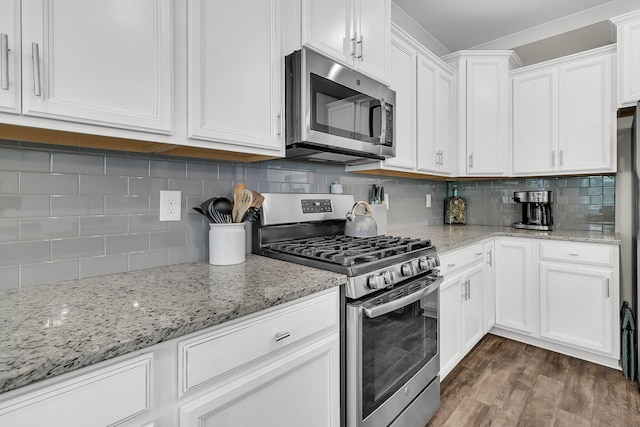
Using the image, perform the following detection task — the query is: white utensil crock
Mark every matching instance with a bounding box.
[209,223,245,265]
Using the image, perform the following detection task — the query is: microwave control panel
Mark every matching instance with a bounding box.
[301,199,333,213]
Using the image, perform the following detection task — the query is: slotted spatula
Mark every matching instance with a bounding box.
[232,189,253,223]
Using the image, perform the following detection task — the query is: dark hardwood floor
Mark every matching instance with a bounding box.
[426,334,640,427]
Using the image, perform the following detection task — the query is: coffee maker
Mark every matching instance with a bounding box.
[512,190,554,230]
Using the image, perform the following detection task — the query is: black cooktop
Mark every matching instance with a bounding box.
[267,234,434,268]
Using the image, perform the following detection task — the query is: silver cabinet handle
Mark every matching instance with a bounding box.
[606,278,610,298]
[0,33,8,90]
[447,263,456,268]
[277,109,283,137]
[440,150,444,166]
[350,37,357,57]
[551,150,556,167]
[357,34,363,60]
[568,253,579,257]
[461,280,467,300]
[364,276,443,318]
[467,279,471,299]
[468,154,473,169]
[275,331,291,342]
[559,149,564,167]
[32,42,41,96]
[487,249,492,266]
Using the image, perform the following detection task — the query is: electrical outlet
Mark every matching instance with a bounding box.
[426,193,432,208]
[159,190,182,221]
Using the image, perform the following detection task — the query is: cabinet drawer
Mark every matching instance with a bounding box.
[179,288,339,394]
[0,354,151,427]
[539,241,614,267]
[439,243,484,275]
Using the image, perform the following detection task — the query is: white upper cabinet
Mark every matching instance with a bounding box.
[444,51,521,177]
[511,68,558,175]
[417,52,455,176]
[511,46,615,176]
[381,29,416,170]
[21,0,173,133]
[187,0,284,153]
[611,10,640,108]
[300,0,390,83]
[0,0,20,114]
[347,26,455,177]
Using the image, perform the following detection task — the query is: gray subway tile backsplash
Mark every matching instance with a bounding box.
[21,260,80,288]
[0,142,616,289]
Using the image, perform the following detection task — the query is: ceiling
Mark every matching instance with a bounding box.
[393,0,639,63]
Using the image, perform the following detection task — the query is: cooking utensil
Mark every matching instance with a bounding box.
[250,190,264,209]
[211,197,232,221]
[345,201,378,237]
[233,189,253,223]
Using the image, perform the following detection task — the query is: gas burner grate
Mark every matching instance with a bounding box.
[268,235,433,267]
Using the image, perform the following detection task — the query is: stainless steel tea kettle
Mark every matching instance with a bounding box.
[345,201,378,237]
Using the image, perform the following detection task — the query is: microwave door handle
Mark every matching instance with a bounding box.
[377,99,387,143]
[368,102,381,138]
[363,276,443,318]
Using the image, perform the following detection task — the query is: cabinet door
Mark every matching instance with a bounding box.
[615,13,640,107]
[465,58,508,175]
[188,0,283,152]
[439,273,464,380]
[483,240,496,331]
[383,32,416,170]
[435,68,455,175]
[462,263,484,353]
[494,239,534,334]
[511,68,558,175]
[301,0,352,66]
[353,0,389,82]
[558,53,614,173]
[179,335,340,427]
[21,0,172,133]
[416,55,437,173]
[0,0,20,114]
[539,262,613,355]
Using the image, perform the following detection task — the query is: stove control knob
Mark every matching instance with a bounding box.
[383,270,396,285]
[401,262,416,277]
[418,256,439,271]
[368,274,387,289]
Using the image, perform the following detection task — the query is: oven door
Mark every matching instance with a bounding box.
[346,274,442,427]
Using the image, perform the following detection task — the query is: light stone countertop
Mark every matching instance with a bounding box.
[0,255,346,395]
[391,225,621,254]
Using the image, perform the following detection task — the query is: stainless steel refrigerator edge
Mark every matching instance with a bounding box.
[632,101,640,390]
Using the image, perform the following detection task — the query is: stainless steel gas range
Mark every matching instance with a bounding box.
[253,193,442,427]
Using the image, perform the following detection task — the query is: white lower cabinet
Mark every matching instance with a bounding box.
[0,354,152,427]
[179,336,338,427]
[492,239,620,369]
[442,237,620,378]
[539,262,614,355]
[177,287,341,427]
[494,238,535,335]
[439,244,487,380]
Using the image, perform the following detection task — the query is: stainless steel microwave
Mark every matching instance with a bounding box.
[284,49,395,165]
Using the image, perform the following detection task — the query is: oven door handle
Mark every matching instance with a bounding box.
[363,275,443,318]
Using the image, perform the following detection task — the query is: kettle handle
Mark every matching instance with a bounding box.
[354,201,372,214]
[346,201,372,221]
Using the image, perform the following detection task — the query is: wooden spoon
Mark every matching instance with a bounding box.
[233,189,253,223]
